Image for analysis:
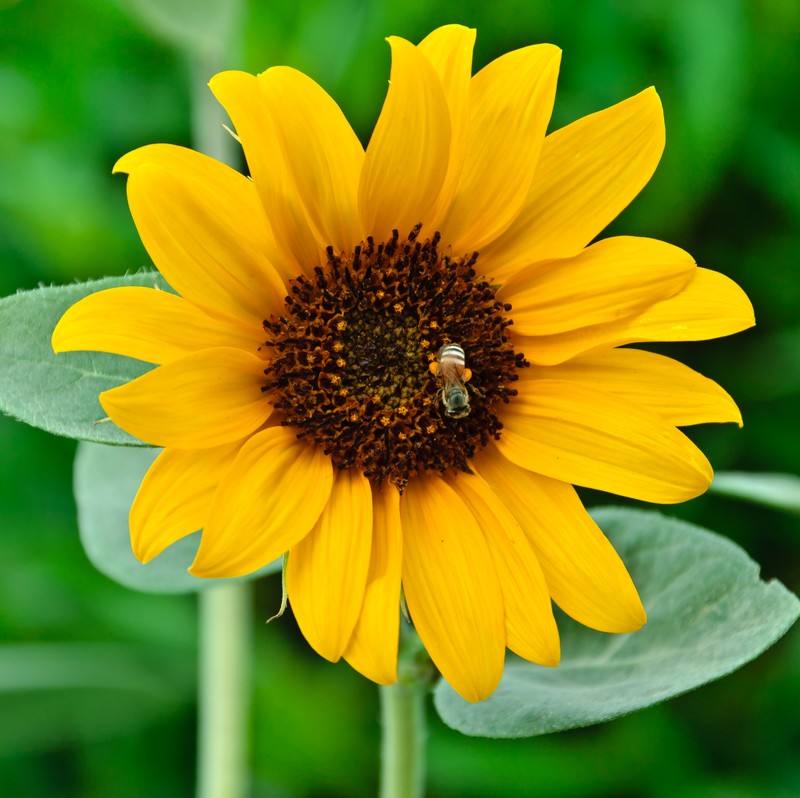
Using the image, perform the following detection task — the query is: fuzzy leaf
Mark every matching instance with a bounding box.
[0,274,157,446]
[709,471,800,515]
[0,642,192,755]
[74,441,281,594]
[434,507,800,737]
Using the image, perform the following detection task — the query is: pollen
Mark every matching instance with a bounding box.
[263,226,525,490]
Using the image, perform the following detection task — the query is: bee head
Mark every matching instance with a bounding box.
[443,386,471,418]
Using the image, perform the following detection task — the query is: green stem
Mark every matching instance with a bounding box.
[190,52,236,164]
[379,681,427,798]
[188,43,251,798]
[196,583,252,798]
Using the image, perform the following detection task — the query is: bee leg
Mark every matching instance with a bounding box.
[428,361,439,376]
[463,368,472,382]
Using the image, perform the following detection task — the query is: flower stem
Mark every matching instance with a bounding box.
[190,52,236,164]
[380,625,433,798]
[196,583,252,798]
[380,623,437,798]
[188,43,251,798]
[379,682,427,798]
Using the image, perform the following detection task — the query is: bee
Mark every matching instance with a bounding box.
[429,344,472,419]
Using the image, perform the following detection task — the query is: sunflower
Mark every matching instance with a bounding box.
[52,25,754,702]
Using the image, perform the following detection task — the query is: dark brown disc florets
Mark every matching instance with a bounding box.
[262,225,526,491]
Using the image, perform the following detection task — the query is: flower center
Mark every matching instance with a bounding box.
[263,226,526,491]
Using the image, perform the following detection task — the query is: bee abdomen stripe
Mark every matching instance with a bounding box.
[439,344,465,366]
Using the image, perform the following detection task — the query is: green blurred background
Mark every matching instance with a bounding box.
[1,0,799,796]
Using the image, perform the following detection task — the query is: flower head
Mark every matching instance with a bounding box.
[53,25,754,702]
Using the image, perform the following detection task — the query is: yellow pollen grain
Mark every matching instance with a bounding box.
[380,416,391,427]
[393,302,404,313]
[425,424,437,434]
[336,357,346,368]
[329,374,341,385]
[429,320,439,330]
[376,289,385,299]
[349,412,359,422]
[336,320,347,331]
[420,339,430,349]
[397,405,409,416]
[398,432,408,441]
[333,342,344,352]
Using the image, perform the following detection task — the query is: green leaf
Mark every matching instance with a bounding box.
[0,642,191,694]
[0,642,192,754]
[0,274,156,446]
[709,471,800,515]
[74,441,280,594]
[434,507,800,738]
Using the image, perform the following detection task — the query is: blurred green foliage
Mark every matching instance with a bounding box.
[1,0,798,796]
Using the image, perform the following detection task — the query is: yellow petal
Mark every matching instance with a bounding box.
[446,472,559,666]
[417,25,476,230]
[475,444,646,633]
[209,71,323,271]
[130,441,243,563]
[344,485,402,684]
[482,88,665,282]
[400,477,505,703]
[52,286,264,365]
[615,267,756,341]
[256,67,364,255]
[497,379,713,503]
[526,348,742,427]
[117,145,289,321]
[191,427,333,577]
[358,36,451,242]
[99,347,270,449]
[440,44,561,253]
[516,267,755,365]
[288,469,373,662]
[500,236,695,336]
